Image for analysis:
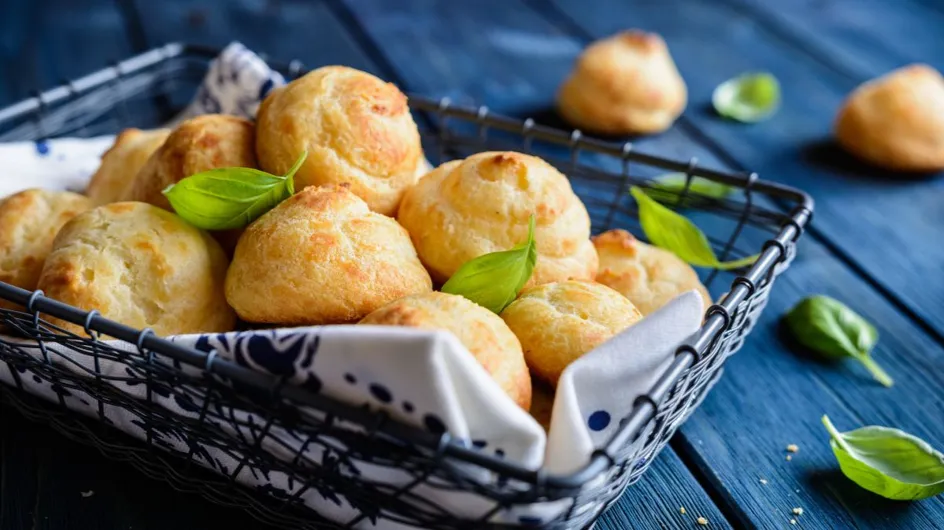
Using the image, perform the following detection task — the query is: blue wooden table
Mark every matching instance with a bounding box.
[1,0,943,528]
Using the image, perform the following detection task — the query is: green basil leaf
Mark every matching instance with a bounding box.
[163,151,307,230]
[630,186,757,270]
[712,72,781,123]
[646,173,735,202]
[822,415,944,500]
[784,295,892,387]
[441,215,537,313]
[644,173,735,208]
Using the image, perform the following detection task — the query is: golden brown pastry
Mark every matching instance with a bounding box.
[500,280,642,386]
[36,202,234,336]
[125,115,257,210]
[225,184,432,325]
[593,229,710,315]
[360,291,531,410]
[835,64,944,172]
[255,66,424,216]
[0,189,92,310]
[397,151,598,286]
[85,128,170,205]
[557,30,687,135]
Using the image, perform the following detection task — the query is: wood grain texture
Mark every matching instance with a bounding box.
[541,0,944,343]
[0,403,281,530]
[531,0,944,527]
[342,1,944,528]
[2,0,943,529]
[0,0,132,106]
[128,0,377,74]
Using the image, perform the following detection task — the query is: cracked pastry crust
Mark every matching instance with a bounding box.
[36,202,234,336]
[592,229,710,316]
[501,280,642,386]
[0,189,92,310]
[125,115,257,210]
[360,291,531,410]
[397,151,598,287]
[255,66,424,216]
[225,185,432,325]
[557,30,687,135]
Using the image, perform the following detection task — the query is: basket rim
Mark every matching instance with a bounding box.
[0,42,814,495]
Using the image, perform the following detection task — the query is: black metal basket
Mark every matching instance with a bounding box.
[0,43,812,529]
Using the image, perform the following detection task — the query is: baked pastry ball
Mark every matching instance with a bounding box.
[36,202,235,336]
[360,291,531,409]
[835,64,944,172]
[557,30,687,135]
[85,128,171,205]
[501,281,642,386]
[397,151,598,286]
[125,115,257,210]
[593,229,711,315]
[225,184,432,325]
[0,189,92,310]
[255,66,424,216]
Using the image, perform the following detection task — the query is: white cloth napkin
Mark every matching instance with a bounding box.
[0,42,705,528]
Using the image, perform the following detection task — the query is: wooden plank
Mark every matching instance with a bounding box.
[0,406,40,530]
[0,402,279,530]
[340,0,944,528]
[128,0,377,74]
[540,0,944,343]
[724,0,944,76]
[599,449,730,529]
[0,0,133,107]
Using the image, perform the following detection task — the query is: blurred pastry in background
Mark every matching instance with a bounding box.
[397,151,598,286]
[84,128,170,205]
[225,185,432,326]
[593,229,710,315]
[557,30,687,135]
[36,202,234,336]
[835,63,944,172]
[255,66,425,216]
[0,189,92,309]
[501,280,642,386]
[360,291,531,410]
[125,115,256,209]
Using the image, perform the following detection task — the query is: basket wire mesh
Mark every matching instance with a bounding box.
[0,43,812,529]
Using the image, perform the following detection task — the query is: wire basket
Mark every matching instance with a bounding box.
[0,43,812,529]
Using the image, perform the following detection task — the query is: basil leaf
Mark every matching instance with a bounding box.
[712,72,781,123]
[163,151,306,230]
[784,295,893,387]
[630,186,757,270]
[644,173,735,208]
[822,415,944,500]
[441,215,537,313]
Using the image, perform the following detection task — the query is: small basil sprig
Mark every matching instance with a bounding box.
[630,186,757,270]
[163,151,307,230]
[712,72,781,123]
[644,173,734,207]
[822,415,944,500]
[441,215,537,313]
[784,295,893,387]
